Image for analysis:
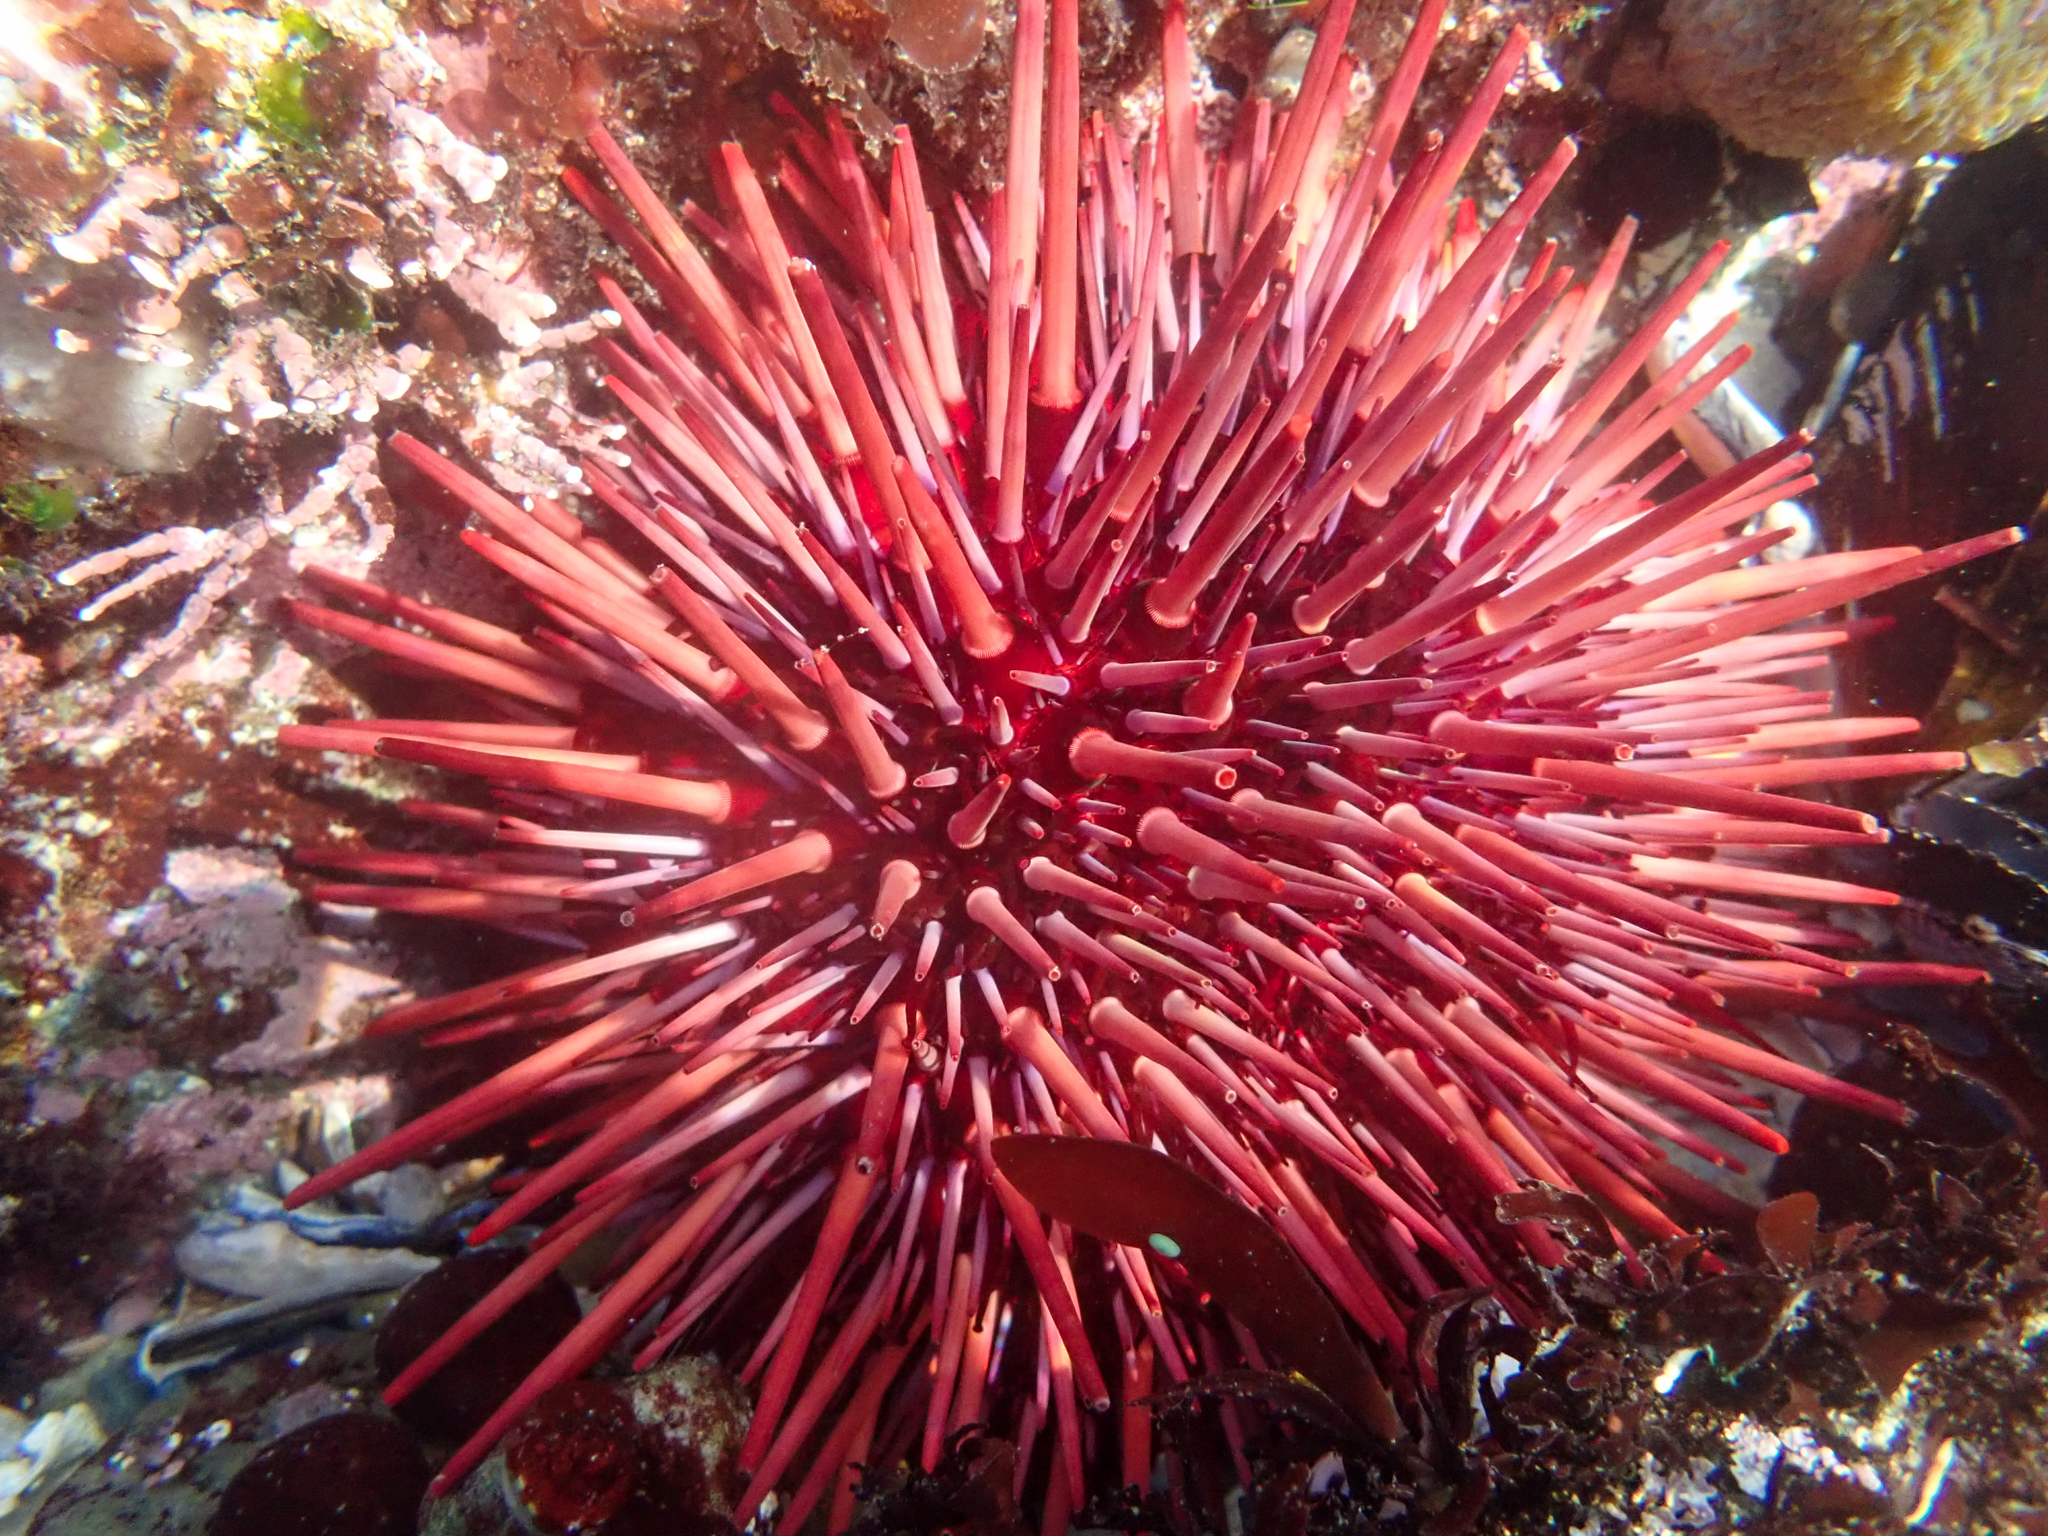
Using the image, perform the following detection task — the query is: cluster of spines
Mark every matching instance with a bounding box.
[273,0,2014,1526]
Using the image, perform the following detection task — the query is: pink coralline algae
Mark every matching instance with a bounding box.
[273,0,2016,1523]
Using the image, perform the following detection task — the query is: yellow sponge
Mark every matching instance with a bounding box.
[1662,0,2048,159]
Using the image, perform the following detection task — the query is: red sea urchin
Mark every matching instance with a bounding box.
[277,0,2017,1524]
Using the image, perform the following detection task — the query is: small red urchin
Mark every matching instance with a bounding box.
[278,0,2018,1522]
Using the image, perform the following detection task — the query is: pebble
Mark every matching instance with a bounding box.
[376,1163,446,1233]
[210,1412,428,1536]
[375,1252,580,1443]
[0,1403,106,1521]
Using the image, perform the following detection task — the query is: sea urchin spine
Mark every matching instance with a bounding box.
[278,0,2014,1522]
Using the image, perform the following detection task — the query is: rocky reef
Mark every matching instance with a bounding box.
[1,0,2046,1533]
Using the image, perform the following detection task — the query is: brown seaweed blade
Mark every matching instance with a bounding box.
[990,1133,1406,1442]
